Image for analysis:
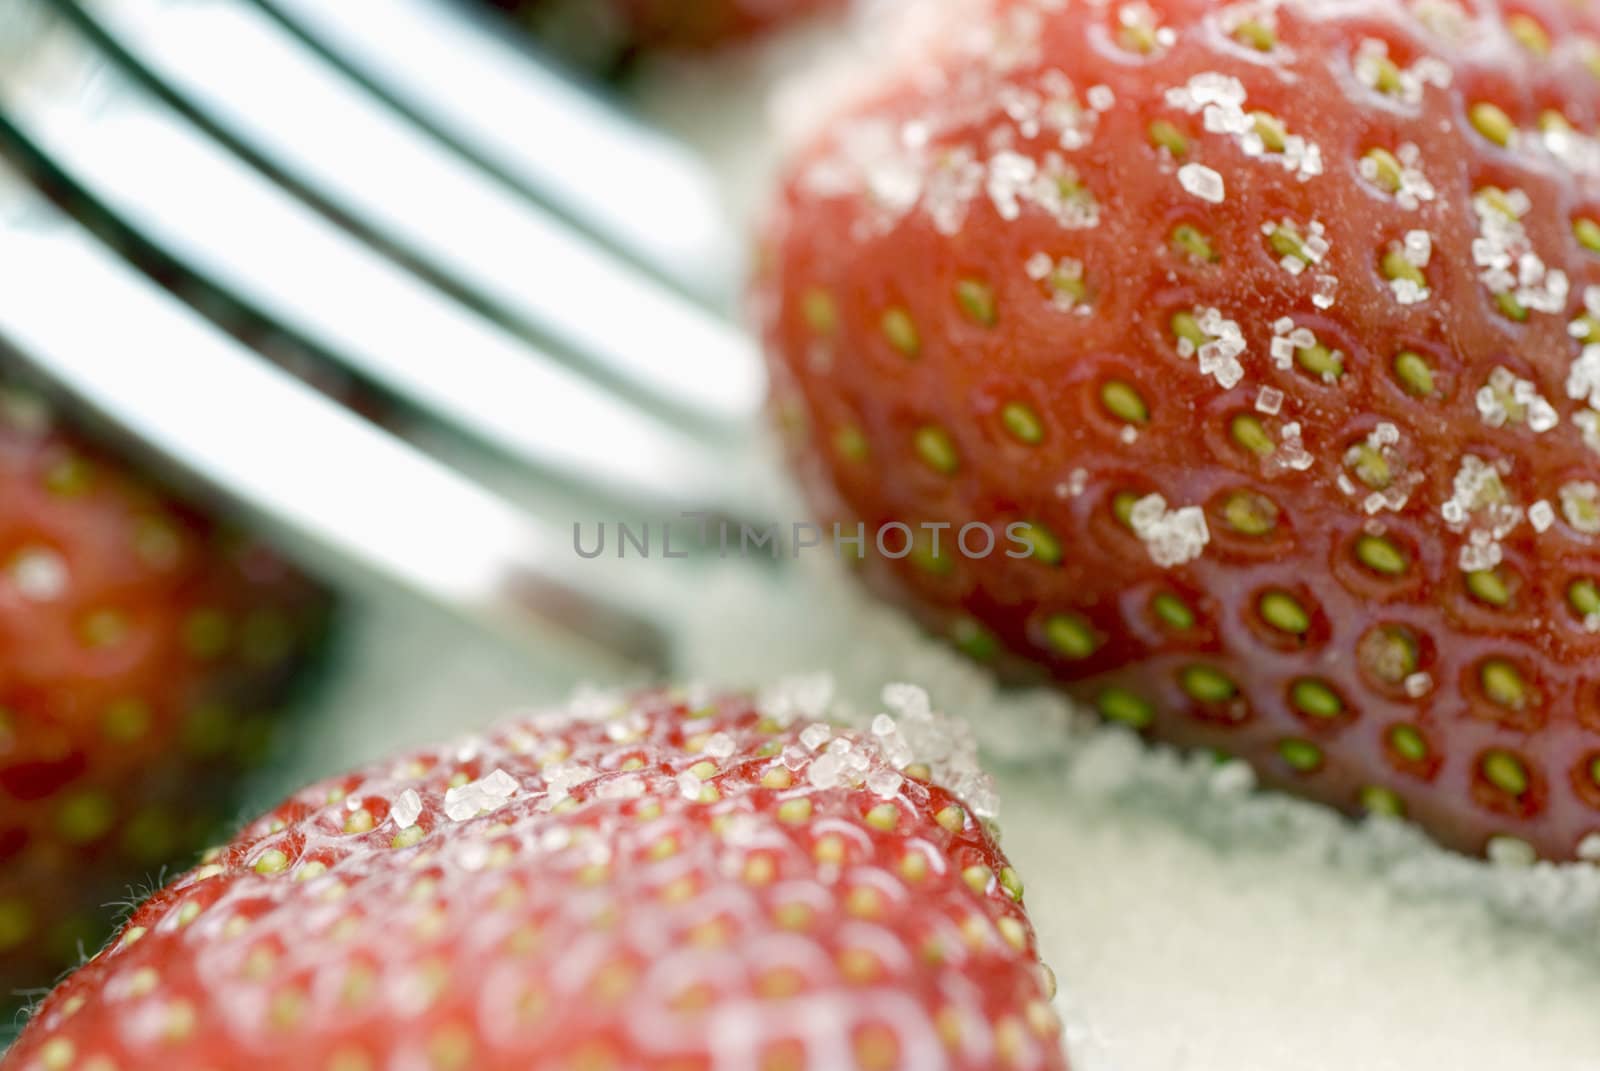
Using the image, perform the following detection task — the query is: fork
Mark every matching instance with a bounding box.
[0,0,780,672]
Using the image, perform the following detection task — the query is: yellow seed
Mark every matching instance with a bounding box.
[1044,613,1099,659]
[774,901,813,930]
[1480,659,1526,709]
[1119,17,1159,53]
[1001,402,1045,445]
[1296,342,1344,380]
[1181,665,1237,704]
[1170,223,1216,263]
[1393,351,1435,397]
[1497,290,1529,322]
[40,1038,75,1071]
[1258,591,1310,635]
[1267,224,1308,264]
[1251,111,1287,152]
[1171,310,1208,350]
[1507,13,1549,55]
[1097,688,1154,729]
[1233,18,1276,50]
[914,426,959,475]
[881,307,920,356]
[814,834,847,865]
[761,766,793,789]
[1381,248,1427,289]
[998,867,1024,901]
[996,915,1029,951]
[1279,738,1323,772]
[1152,592,1196,631]
[1540,110,1573,134]
[253,849,289,875]
[1576,218,1600,256]
[1222,491,1278,536]
[1469,102,1515,146]
[1359,627,1418,685]
[846,886,886,919]
[1015,521,1062,566]
[1148,119,1188,156]
[900,850,930,882]
[961,865,993,895]
[865,803,899,831]
[802,289,836,334]
[1466,568,1511,607]
[343,809,374,835]
[1362,785,1405,817]
[1228,413,1280,454]
[1568,577,1600,620]
[1291,679,1343,719]
[1100,380,1148,424]
[743,854,777,886]
[1368,54,1403,95]
[935,805,966,833]
[778,798,813,824]
[1481,750,1529,796]
[1355,534,1408,576]
[955,279,997,326]
[294,861,328,883]
[833,426,868,463]
[1363,148,1403,194]
[1346,444,1391,490]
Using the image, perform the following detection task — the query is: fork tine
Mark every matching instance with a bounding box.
[0,157,671,672]
[0,6,765,524]
[251,0,744,309]
[50,0,763,436]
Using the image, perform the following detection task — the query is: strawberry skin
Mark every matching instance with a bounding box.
[760,0,1600,858]
[2,687,1063,1071]
[0,388,330,1000]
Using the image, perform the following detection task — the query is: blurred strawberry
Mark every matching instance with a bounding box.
[487,0,841,61]
[0,381,331,1003]
[2,686,1065,1070]
[760,0,1600,857]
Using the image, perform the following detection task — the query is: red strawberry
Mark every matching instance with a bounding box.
[489,0,840,55]
[0,385,330,1001]
[759,0,1600,859]
[1,686,1065,1071]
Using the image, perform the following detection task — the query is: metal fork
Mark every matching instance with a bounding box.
[0,0,777,671]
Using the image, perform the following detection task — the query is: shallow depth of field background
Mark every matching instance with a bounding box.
[234,15,1600,1070]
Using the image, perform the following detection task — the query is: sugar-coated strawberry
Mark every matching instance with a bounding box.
[2,685,1065,1071]
[488,0,840,55]
[759,0,1600,859]
[0,384,331,1001]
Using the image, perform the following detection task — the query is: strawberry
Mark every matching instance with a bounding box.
[759,0,1600,859]
[0,383,330,1002]
[487,0,840,56]
[1,685,1065,1071]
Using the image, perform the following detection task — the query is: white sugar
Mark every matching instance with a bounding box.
[390,788,423,831]
[7,546,67,601]
[1177,163,1225,204]
[1129,494,1210,567]
[800,722,832,751]
[443,768,518,822]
